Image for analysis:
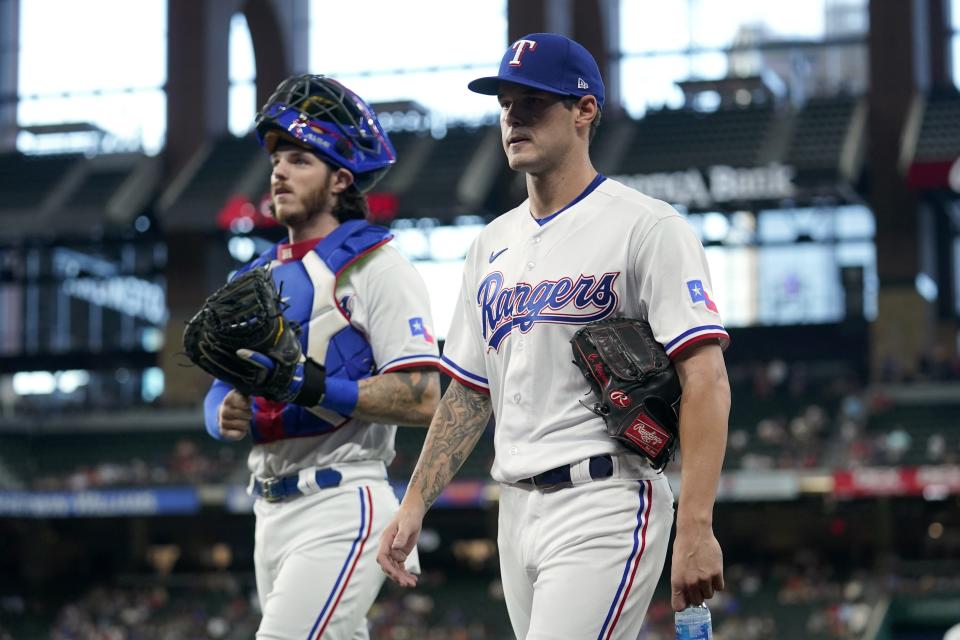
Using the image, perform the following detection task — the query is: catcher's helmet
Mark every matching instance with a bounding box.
[255,75,396,193]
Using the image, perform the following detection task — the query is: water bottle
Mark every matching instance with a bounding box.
[675,603,712,640]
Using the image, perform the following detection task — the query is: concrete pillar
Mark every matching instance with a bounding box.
[244,0,310,109]
[162,0,237,405]
[508,0,548,42]
[868,0,947,378]
[160,0,308,406]
[0,0,20,151]
[507,0,616,111]
[165,0,237,177]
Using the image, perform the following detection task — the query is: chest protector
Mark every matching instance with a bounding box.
[244,220,392,444]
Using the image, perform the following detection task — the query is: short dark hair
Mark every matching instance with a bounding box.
[562,96,602,143]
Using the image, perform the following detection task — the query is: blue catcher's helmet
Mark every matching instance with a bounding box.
[255,75,396,193]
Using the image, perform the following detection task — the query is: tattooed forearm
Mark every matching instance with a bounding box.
[408,379,492,510]
[354,369,440,426]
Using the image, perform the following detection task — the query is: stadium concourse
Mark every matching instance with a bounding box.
[3,1,960,639]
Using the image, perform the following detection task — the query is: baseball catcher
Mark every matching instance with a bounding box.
[182,266,326,406]
[571,317,681,470]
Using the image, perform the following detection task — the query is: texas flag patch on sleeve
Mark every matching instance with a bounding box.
[687,279,719,313]
[408,317,434,343]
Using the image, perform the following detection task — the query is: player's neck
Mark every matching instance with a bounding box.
[525,162,598,219]
[285,210,340,243]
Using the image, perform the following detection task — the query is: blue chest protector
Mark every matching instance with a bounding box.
[240,220,392,444]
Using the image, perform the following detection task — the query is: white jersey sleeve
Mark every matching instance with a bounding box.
[634,215,730,358]
[340,244,442,374]
[438,241,491,393]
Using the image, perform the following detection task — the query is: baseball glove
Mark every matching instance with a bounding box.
[570,317,682,471]
[182,267,324,404]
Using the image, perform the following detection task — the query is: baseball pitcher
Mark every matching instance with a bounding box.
[377,34,731,639]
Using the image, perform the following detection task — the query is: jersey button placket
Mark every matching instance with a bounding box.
[505,231,535,462]
[525,231,542,270]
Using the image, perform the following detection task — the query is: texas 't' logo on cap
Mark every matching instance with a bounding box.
[467,32,606,109]
[509,39,538,66]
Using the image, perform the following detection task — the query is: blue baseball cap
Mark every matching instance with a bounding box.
[468,33,605,109]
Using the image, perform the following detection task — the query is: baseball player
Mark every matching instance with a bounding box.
[377,33,731,639]
[202,75,441,639]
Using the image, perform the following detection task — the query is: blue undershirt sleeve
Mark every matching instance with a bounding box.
[203,380,232,441]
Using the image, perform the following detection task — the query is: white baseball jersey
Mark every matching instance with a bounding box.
[247,241,441,480]
[440,175,728,638]
[441,176,730,484]
[214,234,435,640]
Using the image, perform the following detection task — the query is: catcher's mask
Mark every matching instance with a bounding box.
[255,74,396,194]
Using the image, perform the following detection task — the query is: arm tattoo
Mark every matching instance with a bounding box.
[409,380,492,510]
[399,370,429,404]
[354,369,440,426]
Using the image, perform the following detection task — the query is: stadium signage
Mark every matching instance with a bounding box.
[906,157,960,192]
[0,488,199,517]
[833,466,960,498]
[51,247,168,324]
[62,276,168,324]
[611,163,796,208]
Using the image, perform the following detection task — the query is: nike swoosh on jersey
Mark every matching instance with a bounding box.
[489,248,508,263]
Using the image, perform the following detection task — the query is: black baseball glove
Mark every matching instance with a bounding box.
[182,267,325,405]
[570,317,681,471]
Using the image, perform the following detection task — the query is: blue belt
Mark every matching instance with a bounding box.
[253,468,343,503]
[517,455,613,488]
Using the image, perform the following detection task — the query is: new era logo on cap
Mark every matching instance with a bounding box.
[468,33,605,109]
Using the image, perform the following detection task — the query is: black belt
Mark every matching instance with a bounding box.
[517,455,613,488]
[253,468,343,503]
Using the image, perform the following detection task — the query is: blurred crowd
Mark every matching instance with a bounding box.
[48,585,257,640]
[2,352,959,494]
[1,356,958,638]
[1,357,958,493]
[638,553,882,640]
[880,346,960,384]
[0,574,509,640]
[722,358,960,471]
[0,579,257,640]
[5,550,948,640]
[23,439,246,492]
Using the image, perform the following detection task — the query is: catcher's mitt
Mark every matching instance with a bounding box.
[570,317,681,471]
[183,267,308,402]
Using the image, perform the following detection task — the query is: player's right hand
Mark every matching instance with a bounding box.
[218,389,252,440]
[377,501,425,588]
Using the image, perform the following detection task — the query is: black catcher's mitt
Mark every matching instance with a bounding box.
[571,318,682,471]
[182,267,305,401]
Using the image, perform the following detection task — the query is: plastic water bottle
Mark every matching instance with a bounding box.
[675,603,712,639]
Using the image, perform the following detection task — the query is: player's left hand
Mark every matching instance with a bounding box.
[670,523,724,611]
[236,349,325,406]
[236,349,304,398]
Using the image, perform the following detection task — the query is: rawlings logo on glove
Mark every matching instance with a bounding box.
[182,267,326,406]
[570,317,681,471]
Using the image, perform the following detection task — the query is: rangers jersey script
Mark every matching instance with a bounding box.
[441,176,730,483]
